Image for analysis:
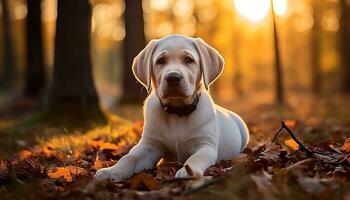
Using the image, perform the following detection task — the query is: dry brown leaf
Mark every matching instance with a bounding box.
[0,160,10,178]
[47,167,73,182]
[66,165,87,176]
[284,119,297,128]
[341,138,350,153]
[128,172,160,190]
[297,177,325,194]
[284,138,299,150]
[19,150,32,160]
[90,140,118,151]
[91,155,116,170]
[259,142,280,162]
[250,170,275,193]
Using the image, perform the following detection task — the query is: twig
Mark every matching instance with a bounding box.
[274,121,339,160]
[280,121,313,155]
[271,124,284,144]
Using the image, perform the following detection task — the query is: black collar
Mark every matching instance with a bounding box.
[159,92,201,117]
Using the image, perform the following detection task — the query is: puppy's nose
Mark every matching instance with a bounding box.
[166,72,183,83]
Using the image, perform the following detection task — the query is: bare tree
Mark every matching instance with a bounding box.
[0,0,15,90]
[339,0,350,93]
[120,0,147,104]
[48,0,104,120]
[311,0,322,95]
[24,0,46,98]
[271,0,284,103]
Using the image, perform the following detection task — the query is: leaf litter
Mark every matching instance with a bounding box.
[1,118,350,199]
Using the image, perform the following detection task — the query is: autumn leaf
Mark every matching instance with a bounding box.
[0,160,10,182]
[341,138,350,153]
[90,140,118,151]
[47,167,73,182]
[66,165,87,176]
[19,150,33,160]
[91,154,116,170]
[296,176,339,194]
[258,142,281,162]
[128,172,160,190]
[250,170,276,193]
[284,138,299,150]
[284,119,297,128]
[45,166,88,183]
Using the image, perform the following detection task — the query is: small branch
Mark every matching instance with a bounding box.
[280,121,313,155]
[271,124,285,144]
[273,121,339,160]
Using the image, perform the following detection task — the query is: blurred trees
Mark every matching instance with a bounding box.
[311,0,322,95]
[0,0,15,90]
[48,0,105,120]
[271,0,284,103]
[24,0,46,98]
[339,0,350,93]
[120,0,146,104]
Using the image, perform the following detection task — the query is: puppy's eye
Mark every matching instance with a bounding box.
[184,56,195,64]
[156,57,166,65]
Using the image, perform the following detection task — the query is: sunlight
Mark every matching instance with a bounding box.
[150,0,172,11]
[273,0,288,16]
[234,0,288,22]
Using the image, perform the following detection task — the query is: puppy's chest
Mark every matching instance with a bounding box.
[157,117,199,161]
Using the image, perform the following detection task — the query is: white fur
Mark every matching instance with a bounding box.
[95,35,249,181]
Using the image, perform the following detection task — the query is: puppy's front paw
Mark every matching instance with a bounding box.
[94,167,127,182]
[175,165,202,179]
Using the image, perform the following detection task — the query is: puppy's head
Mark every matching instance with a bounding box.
[132,35,224,106]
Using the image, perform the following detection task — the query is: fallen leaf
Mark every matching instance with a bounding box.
[0,160,10,182]
[250,170,275,193]
[47,167,73,182]
[128,172,160,190]
[91,154,116,170]
[341,138,350,153]
[258,142,280,162]
[284,138,299,150]
[297,177,326,194]
[66,165,87,176]
[90,140,118,151]
[285,120,297,128]
[19,150,32,160]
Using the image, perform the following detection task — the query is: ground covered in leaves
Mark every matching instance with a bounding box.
[1,96,350,200]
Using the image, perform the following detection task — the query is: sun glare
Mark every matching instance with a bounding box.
[234,0,288,23]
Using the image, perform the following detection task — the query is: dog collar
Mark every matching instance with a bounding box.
[159,92,201,117]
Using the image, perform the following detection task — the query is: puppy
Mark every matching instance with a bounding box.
[95,35,249,181]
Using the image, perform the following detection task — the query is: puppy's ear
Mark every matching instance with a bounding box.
[193,38,224,90]
[132,39,158,93]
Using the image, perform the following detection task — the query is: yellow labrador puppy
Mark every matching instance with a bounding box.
[95,35,249,181]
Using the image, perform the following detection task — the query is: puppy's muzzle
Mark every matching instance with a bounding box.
[165,72,183,85]
[163,72,187,98]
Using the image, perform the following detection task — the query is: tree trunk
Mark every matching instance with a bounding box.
[120,0,147,104]
[232,30,243,97]
[311,0,322,95]
[271,0,284,104]
[48,0,104,119]
[339,0,350,93]
[24,0,46,98]
[0,0,15,90]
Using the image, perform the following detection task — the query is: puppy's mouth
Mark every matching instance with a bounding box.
[161,89,189,99]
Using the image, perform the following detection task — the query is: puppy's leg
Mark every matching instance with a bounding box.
[95,139,163,182]
[175,144,217,178]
